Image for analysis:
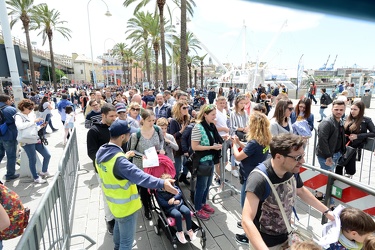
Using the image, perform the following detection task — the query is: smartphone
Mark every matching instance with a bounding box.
[36,120,44,126]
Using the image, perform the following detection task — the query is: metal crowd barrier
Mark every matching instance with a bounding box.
[293,162,375,238]
[210,139,240,203]
[16,128,95,249]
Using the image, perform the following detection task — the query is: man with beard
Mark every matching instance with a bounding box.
[154,93,171,119]
[240,134,335,249]
[87,103,117,235]
[96,120,178,250]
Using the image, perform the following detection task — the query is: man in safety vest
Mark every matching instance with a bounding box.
[96,119,178,250]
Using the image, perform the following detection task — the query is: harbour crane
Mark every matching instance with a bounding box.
[326,55,338,70]
[319,55,330,70]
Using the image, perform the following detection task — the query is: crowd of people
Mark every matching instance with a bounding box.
[1,80,375,250]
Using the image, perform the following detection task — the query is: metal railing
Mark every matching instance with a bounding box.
[16,128,95,249]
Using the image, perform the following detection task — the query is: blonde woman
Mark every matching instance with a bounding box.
[168,101,190,184]
[127,102,141,128]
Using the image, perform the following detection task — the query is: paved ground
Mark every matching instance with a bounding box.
[1,96,375,249]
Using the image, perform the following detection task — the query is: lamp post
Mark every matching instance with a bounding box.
[104,38,116,86]
[87,0,112,89]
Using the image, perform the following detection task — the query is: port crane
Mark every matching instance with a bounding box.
[319,55,331,70]
[326,55,338,70]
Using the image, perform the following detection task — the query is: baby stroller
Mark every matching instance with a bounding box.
[144,154,207,249]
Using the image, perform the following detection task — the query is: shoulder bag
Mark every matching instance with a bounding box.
[337,140,356,166]
[16,114,39,144]
[253,169,306,250]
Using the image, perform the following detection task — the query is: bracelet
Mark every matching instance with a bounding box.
[323,209,330,215]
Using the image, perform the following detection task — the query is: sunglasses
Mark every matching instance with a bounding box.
[131,108,140,112]
[118,111,126,114]
[182,106,189,110]
[284,153,305,162]
[287,107,294,111]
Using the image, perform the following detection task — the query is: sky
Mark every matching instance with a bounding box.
[3,0,375,71]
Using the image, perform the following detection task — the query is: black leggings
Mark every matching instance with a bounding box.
[138,186,152,213]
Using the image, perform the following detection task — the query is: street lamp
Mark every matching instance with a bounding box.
[104,38,116,86]
[87,0,112,88]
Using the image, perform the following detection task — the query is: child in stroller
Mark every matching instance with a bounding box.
[156,173,197,244]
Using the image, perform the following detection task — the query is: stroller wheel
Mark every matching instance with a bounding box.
[153,225,160,235]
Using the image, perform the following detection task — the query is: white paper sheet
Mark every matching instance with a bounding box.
[142,147,159,168]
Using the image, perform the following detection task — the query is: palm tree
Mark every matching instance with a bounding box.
[111,43,128,85]
[197,53,207,89]
[179,0,187,91]
[7,0,38,91]
[31,3,71,92]
[187,55,199,88]
[123,0,196,90]
[126,11,153,84]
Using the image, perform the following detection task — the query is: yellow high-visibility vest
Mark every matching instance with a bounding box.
[96,152,142,218]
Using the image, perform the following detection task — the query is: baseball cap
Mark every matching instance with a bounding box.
[109,120,138,137]
[115,103,127,113]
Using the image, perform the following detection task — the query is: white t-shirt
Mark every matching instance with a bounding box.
[215,108,228,136]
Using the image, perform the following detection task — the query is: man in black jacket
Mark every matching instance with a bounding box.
[86,103,117,234]
[316,100,346,172]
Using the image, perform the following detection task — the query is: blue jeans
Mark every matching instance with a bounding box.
[22,143,51,179]
[317,152,341,172]
[0,140,17,178]
[113,211,138,250]
[168,204,192,232]
[44,113,57,135]
[319,108,327,120]
[194,161,214,211]
[317,152,341,205]
[174,155,188,180]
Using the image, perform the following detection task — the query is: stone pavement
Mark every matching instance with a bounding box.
[1,97,375,250]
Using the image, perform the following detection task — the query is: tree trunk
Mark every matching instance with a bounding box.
[129,59,133,86]
[194,69,197,89]
[48,35,57,92]
[135,65,138,84]
[157,0,167,91]
[179,0,187,91]
[144,41,151,83]
[24,26,37,91]
[201,60,204,89]
[153,42,159,89]
[188,64,192,88]
[176,63,180,87]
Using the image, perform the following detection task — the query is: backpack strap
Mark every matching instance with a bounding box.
[256,163,271,201]
[134,125,163,152]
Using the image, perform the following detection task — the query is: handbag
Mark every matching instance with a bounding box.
[253,169,306,249]
[16,114,39,144]
[197,160,213,176]
[337,141,356,166]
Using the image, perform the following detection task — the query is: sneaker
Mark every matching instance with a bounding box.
[214,177,221,185]
[34,177,47,184]
[106,219,115,235]
[196,209,210,221]
[187,229,197,241]
[132,239,136,247]
[39,171,53,178]
[237,221,243,229]
[231,169,239,178]
[202,204,215,214]
[176,231,187,244]
[5,173,20,182]
[235,233,249,245]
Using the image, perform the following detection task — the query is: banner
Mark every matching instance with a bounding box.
[297,54,304,88]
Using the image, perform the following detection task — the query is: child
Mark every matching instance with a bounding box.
[292,241,321,250]
[156,173,196,244]
[156,118,178,163]
[327,207,375,250]
[363,234,375,250]
[64,106,75,145]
